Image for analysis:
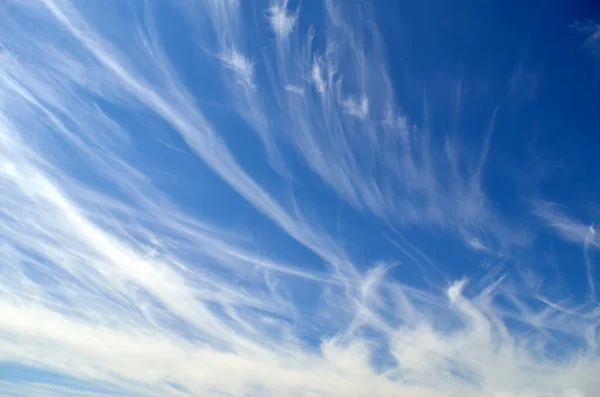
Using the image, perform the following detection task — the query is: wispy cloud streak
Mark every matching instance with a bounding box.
[534,201,599,301]
[191,0,525,252]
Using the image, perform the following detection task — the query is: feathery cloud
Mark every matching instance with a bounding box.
[0,1,598,396]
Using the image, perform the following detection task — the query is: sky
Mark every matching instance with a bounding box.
[0,0,600,396]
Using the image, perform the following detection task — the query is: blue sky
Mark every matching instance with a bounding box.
[1,0,600,396]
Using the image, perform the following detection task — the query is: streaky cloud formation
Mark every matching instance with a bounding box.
[0,0,599,396]
[573,20,600,60]
[268,0,298,40]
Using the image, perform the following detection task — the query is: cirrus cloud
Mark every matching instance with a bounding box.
[0,1,599,396]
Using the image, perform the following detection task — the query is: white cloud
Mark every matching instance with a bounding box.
[268,0,297,39]
[284,84,304,96]
[573,20,600,59]
[343,95,369,119]
[217,49,256,90]
[534,201,598,302]
[0,162,17,177]
[36,0,352,276]
[468,237,488,251]
[311,57,326,94]
[585,224,597,300]
[0,1,598,397]
[533,201,599,248]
